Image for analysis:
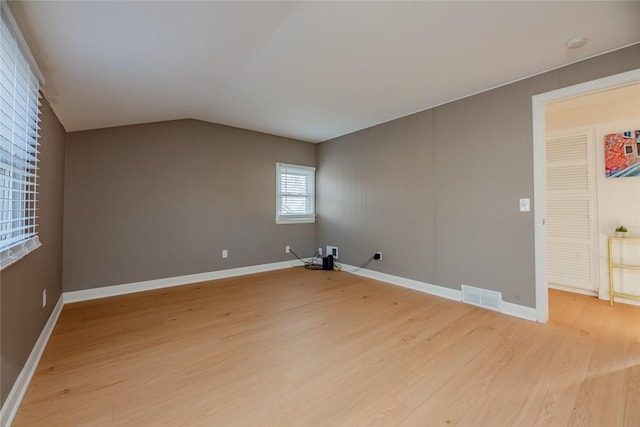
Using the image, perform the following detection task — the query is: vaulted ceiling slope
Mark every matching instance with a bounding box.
[10,1,640,143]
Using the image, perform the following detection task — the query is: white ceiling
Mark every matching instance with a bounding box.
[10,1,640,143]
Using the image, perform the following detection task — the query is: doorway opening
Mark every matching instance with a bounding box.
[532,69,640,322]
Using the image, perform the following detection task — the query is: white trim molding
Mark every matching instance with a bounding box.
[0,296,63,427]
[532,68,640,324]
[345,265,461,302]
[599,293,640,308]
[549,283,598,298]
[0,236,42,271]
[501,302,538,322]
[343,264,538,322]
[64,259,306,304]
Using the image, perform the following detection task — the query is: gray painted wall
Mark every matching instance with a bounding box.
[316,44,640,308]
[63,120,316,292]
[1,98,66,404]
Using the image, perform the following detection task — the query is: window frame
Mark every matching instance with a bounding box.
[276,162,316,224]
[0,1,44,270]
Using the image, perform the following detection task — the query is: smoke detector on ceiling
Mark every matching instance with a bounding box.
[566,36,586,49]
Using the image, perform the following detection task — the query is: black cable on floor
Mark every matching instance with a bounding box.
[289,248,323,270]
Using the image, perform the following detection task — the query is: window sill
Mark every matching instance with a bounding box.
[276,218,316,225]
[0,236,42,271]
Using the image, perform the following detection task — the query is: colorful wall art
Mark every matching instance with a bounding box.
[605,130,640,177]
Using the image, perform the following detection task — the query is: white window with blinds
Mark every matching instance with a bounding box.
[0,3,43,270]
[276,163,316,224]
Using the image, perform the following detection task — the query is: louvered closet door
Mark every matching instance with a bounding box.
[546,130,598,293]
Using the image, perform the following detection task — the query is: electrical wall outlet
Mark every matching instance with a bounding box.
[286,245,291,253]
[374,251,382,261]
[42,289,47,308]
[326,245,338,259]
[318,247,322,256]
[222,249,228,259]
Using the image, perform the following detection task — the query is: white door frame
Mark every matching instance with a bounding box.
[532,68,640,322]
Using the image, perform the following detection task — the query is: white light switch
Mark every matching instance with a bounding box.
[519,198,530,212]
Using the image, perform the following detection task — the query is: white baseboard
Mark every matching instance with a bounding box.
[63,259,305,304]
[0,296,63,427]
[343,264,538,322]
[344,264,462,302]
[598,294,640,307]
[549,283,598,297]
[501,301,539,322]
[63,259,540,321]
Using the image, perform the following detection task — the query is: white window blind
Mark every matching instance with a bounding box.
[276,163,315,224]
[0,3,42,270]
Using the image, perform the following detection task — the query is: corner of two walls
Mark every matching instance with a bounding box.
[1,98,65,405]
[315,112,437,284]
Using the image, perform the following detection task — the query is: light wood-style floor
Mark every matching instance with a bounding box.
[13,268,640,426]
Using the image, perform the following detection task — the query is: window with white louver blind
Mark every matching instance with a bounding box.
[276,163,315,224]
[0,4,42,269]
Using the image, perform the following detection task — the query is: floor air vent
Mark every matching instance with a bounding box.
[461,285,502,312]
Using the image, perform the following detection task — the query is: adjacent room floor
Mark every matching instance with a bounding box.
[12,267,640,426]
